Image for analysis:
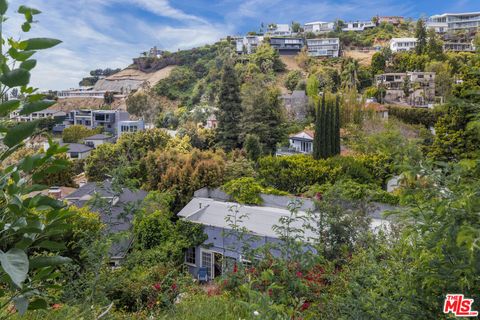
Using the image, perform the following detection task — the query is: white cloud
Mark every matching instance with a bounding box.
[2,0,228,90]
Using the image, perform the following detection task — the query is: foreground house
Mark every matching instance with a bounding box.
[63,181,147,266]
[376,72,436,106]
[179,188,393,279]
[287,130,314,154]
[306,38,340,57]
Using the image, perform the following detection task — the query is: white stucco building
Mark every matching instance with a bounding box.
[390,38,417,53]
[304,21,334,33]
[342,21,376,31]
[427,11,480,32]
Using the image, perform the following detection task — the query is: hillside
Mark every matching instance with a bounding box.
[94,65,175,92]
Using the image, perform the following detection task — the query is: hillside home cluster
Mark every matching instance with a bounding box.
[235,35,340,57]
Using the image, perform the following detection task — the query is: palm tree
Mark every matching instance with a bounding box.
[341,58,360,91]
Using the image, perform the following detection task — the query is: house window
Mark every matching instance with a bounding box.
[185,247,196,266]
[70,152,79,159]
[201,250,213,278]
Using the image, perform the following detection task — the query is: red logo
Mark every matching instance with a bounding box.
[443,294,478,317]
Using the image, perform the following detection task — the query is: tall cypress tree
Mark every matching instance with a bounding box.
[313,96,323,160]
[216,63,242,151]
[320,94,327,159]
[325,99,332,157]
[334,95,341,155]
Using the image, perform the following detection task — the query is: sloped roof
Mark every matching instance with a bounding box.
[64,181,147,258]
[84,134,112,141]
[60,143,93,153]
[289,130,314,140]
[178,197,314,239]
[178,194,393,239]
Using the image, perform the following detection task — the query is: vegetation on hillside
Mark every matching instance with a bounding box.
[3,4,480,320]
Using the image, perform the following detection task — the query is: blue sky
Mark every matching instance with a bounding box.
[5,0,480,90]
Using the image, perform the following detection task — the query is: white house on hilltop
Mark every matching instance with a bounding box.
[267,24,292,36]
[342,21,376,32]
[427,11,480,32]
[304,21,334,33]
[390,38,417,53]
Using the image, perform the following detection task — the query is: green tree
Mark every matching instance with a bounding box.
[306,74,320,103]
[341,58,360,91]
[426,28,443,59]
[313,94,326,160]
[334,96,341,155]
[402,75,411,99]
[244,134,262,161]
[428,100,480,161]
[251,43,285,73]
[325,98,333,156]
[216,63,243,151]
[284,70,302,91]
[241,84,285,154]
[415,18,427,54]
[425,61,452,101]
[291,21,302,33]
[371,52,386,76]
[0,2,72,315]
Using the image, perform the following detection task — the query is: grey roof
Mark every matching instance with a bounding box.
[84,134,112,141]
[290,90,307,98]
[179,189,394,239]
[64,181,147,258]
[178,197,315,239]
[61,143,93,153]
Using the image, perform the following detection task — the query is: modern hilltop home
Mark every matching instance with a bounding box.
[342,20,376,32]
[427,11,480,32]
[269,37,304,55]
[179,188,394,280]
[306,38,340,57]
[303,21,334,33]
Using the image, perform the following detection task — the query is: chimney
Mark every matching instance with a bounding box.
[48,187,62,199]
